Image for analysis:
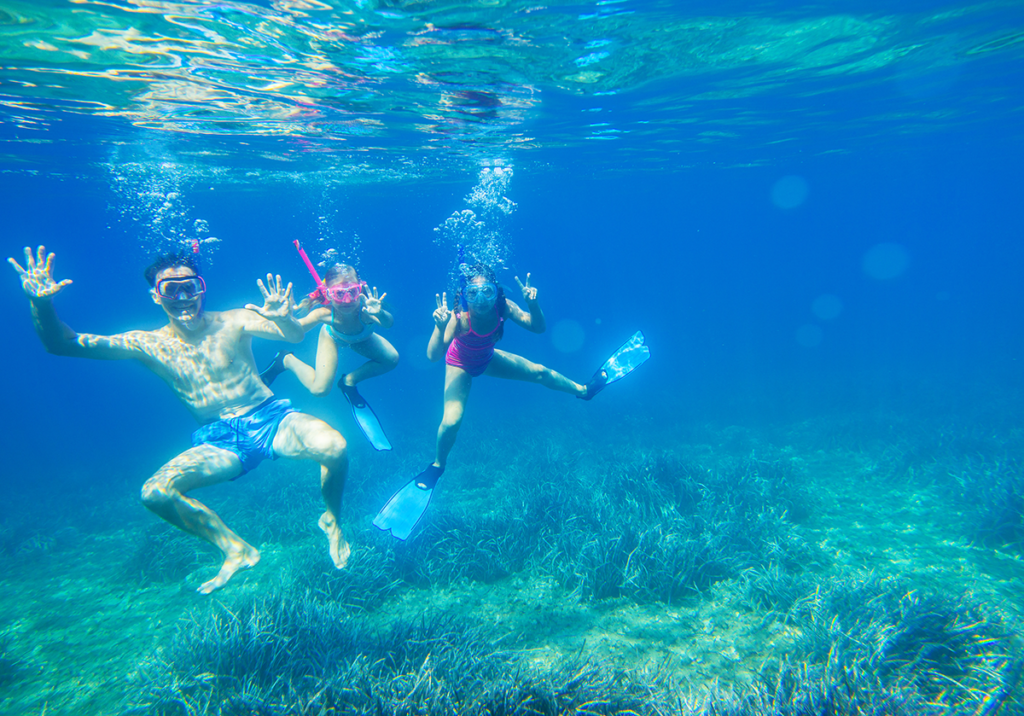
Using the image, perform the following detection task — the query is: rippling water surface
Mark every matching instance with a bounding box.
[2,0,1022,175]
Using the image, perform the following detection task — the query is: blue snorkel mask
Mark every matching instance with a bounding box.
[465,281,497,310]
[465,281,496,303]
[457,258,500,312]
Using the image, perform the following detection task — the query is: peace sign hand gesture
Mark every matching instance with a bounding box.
[246,273,295,320]
[364,286,387,316]
[433,292,451,329]
[8,246,73,300]
[515,273,538,303]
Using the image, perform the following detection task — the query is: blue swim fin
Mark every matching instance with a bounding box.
[259,351,291,386]
[373,465,443,540]
[339,378,392,451]
[581,330,650,400]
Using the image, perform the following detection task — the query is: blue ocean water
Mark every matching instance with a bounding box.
[1,0,1023,712]
[4,136,1022,484]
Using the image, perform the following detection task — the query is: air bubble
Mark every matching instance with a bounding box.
[863,243,910,280]
[811,294,843,321]
[796,324,823,348]
[434,164,516,300]
[772,175,809,209]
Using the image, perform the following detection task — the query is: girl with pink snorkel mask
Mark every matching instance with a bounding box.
[261,242,397,451]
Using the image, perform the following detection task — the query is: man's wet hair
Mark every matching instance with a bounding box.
[144,251,202,287]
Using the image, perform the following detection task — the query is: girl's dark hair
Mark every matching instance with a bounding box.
[462,263,506,339]
[144,251,202,287]
[324,263,361,285]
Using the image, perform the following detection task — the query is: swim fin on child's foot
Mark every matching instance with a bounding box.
[580,330,650,400]
[259,351,291,386]
[373,464,443,540]
[338,376,392,451]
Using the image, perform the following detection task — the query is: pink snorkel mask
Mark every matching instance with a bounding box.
[294,241,366,307]
[324,282,366,305]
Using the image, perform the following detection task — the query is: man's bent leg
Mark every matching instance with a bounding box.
[273,413,350,568]
[140,445,258,594]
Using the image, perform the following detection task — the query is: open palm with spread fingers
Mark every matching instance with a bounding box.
[246,273,294,319]
[515,273,538,303]
[365,286,387,316]
[8,246,73,299]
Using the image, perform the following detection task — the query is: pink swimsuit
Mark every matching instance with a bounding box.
[446,312,503,377]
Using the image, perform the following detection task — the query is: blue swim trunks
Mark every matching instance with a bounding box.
[191,398,295,474]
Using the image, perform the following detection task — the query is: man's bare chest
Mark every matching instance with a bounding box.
[148,329,245,378]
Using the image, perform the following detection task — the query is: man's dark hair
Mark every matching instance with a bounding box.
[144,251,202,287]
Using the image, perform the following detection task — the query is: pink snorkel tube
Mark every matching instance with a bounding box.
[294,240,329,304]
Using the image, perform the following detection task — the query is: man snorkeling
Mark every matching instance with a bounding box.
[8,245,352,594]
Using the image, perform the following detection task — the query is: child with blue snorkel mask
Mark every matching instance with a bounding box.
[423,266,591,473]
[372,262,650,540]
[261,257,398,451]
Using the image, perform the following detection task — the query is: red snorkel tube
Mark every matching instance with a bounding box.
[191,239,204,283]
[294,240,328,304]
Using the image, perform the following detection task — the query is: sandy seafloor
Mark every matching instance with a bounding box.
[2,404,1021,715]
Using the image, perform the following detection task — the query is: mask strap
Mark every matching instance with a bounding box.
[294,240,328,303]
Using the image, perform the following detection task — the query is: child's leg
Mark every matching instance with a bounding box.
[435,365,472,469]
[342,334,399,386]
[290,326,340,396]
[486,349,586,396]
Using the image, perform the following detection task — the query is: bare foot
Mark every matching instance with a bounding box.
[318,512,351,569]
[198,542,260,595]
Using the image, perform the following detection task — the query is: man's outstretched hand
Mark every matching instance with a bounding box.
[246,273,295,320]
[8,246,73,300]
